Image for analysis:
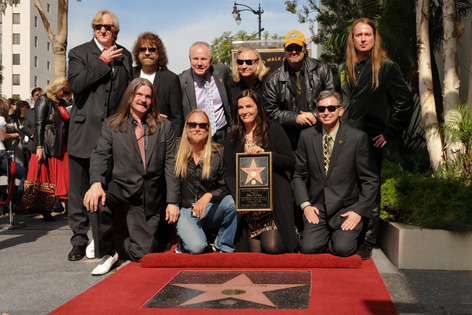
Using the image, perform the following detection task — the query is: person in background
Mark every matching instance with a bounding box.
[228,47,269,105]
[23,88,43,164]
[224,89,297,254]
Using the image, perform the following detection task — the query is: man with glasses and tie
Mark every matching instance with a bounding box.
[174,110,237,254]
[67,10,132,262]
[292,91,378,257]
[179,42,232,145]
[132,32,183,137]
[264,30,335,150]
[83,78,179,275]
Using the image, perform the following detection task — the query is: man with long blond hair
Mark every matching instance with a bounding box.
[83,78,179,275]
[174,110,237,254]
[339,18,413,259]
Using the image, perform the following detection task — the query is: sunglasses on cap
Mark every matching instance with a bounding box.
[237,59,258,66]
[317,105,341,113]
[285,45,303,52]
[187,122,209,129]
[94,24,113,31]
[139,47,157,53]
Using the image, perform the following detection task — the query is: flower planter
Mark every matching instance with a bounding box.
[379,221,472,270]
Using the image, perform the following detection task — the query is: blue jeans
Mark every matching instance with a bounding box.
[176,195,237,254]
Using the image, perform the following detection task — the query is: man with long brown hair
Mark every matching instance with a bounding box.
[83,78,179,275]
[339,18,413,259]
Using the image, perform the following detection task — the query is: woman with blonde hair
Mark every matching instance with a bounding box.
[27,76,72,219]
[229,47,269,104]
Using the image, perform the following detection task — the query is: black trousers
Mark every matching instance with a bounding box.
[91,183,161,262]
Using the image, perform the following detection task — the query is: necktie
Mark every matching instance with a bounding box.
[323,134,332,175]
[135,120,145,171]
[204,79,217,136]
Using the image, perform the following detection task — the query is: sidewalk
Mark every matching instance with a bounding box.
[1,213,471,314]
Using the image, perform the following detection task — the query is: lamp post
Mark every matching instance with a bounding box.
[232,2,264,40]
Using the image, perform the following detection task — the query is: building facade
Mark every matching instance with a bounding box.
[1,0,56,103]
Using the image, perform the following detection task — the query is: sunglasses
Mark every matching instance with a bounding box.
[62,90,71,95]
[237,59,258,66]
[285,45,303,52]
[94,24,113,31]
[139,47,157,53]
[317,105,341,113]
[187,122,209,129]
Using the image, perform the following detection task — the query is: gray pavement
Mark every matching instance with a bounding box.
[1,212,471,315]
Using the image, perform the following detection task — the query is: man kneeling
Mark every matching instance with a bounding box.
[292,91,379,257]
[175,110,237,254]
[83,78,179,275]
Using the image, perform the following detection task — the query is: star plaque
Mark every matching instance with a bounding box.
[236,152,273,211]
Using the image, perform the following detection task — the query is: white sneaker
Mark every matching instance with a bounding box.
[86,239,95,259]
[91,252,118,276]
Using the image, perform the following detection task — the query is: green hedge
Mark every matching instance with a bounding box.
[381,161,472,232]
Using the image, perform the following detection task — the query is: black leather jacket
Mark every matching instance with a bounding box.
[35,95,67,157]
[263,57,335,148]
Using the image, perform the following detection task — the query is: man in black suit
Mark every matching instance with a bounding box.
[132,32,183,137]
[292,91,379,257]
[83,78,180,275]
[67,10,132,261]
[179,42,231,144]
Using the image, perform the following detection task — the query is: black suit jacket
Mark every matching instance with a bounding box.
[68,39,132,158]
[292,123,379,221]
[132,67,183,137]
[90,118,180,216]
[179,64,232,128]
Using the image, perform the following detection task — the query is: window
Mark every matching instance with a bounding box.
[12,54,20,65]
[47,80,50,85]
[34,36,38,48]
[47,4,50,13]
[34,56,38,67]
[47,61,50,70]
[34,16,38,27]
[12,33,20,44]
[34,76,38,87]
[12,13,20,24]
[12,74,20,85]
[47,42,50,51]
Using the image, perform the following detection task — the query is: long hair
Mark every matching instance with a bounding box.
[0,98,10,122]
[231,47,269,82]
[230,89,270,147]
[107,78,161,134]
[91,10,120,41]
[345,18,389,90]
[45,77,71,103]
[132,32,168,70]
[175,110,221,180]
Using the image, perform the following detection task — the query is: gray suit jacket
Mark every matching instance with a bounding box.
[292,123,379,222]
[179,64,232,127]
[68,39,132,158]
[90,118,180,216]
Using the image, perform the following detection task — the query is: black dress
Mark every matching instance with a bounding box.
[224,121,297,252]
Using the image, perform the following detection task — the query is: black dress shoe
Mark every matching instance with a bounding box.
[68,245,86,261]
[356,244,373,260]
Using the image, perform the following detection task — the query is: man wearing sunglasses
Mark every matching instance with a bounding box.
[179,42,232,145]
[264,30,335,150]
[67,9,132,262]
[132,32,183,137]
[292,90,379,258]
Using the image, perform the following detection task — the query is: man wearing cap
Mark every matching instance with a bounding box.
[264,30,335,150]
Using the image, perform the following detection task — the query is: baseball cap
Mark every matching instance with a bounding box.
[284,30,306,47]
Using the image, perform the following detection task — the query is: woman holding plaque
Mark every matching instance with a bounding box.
[224,89,297,254]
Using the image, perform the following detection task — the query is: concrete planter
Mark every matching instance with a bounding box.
[379,221,472,270]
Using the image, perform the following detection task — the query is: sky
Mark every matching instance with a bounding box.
[68,0,314,74]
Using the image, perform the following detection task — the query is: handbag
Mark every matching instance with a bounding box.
[22,155,56,213]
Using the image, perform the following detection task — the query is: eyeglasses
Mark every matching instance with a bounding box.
[317,105,341,113]
[187,122,209,129]
[139,47,157,53]
[285,45,303,52]
[237,59,258,66]
[94,24,113,31]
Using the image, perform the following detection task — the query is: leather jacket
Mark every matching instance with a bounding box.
[263,57,335,148]
[35,95,67,157]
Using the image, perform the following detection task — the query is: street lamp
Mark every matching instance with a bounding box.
[231,2,264,40]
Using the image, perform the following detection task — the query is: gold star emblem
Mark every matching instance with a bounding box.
[241,158,265,184]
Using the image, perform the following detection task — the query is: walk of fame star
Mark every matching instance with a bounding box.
[241,158,266,185]
[172,273,304,307]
